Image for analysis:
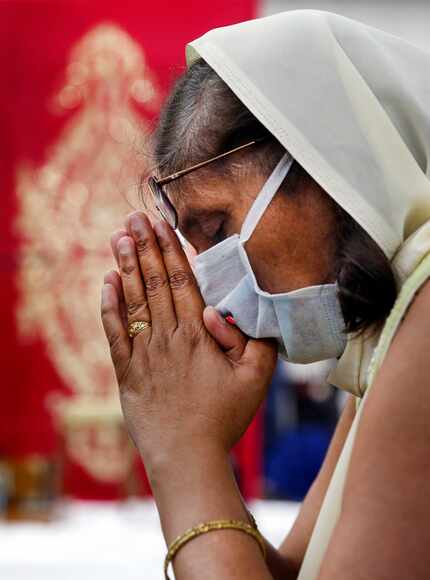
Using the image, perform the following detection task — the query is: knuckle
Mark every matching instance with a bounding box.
[150,330,169,353]
[145,273,168,296]
[120,261,135,276]
[101,301,114,319]
[251,359,264,377]
[119,382,139,403]
[134,236,152,257]
[107,330,124,357]
[180,320,204,347]
[169,269,194,290]
[117,364,135,393]
[157,234,173,252]
[250,355,270,378]
[127,300,146,316]
[118,365,135,389]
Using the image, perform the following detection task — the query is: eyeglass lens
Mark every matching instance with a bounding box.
[148,178,178,229]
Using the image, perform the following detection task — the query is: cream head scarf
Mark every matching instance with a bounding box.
[186,10,430,396]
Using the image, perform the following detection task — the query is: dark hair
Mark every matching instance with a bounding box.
[147,58,397,335]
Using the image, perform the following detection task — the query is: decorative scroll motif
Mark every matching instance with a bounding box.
[15,24,161,482]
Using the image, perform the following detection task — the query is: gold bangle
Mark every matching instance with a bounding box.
[164,518,266,580]
[247,509,258,530]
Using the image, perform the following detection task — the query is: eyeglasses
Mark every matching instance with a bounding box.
[147,137,266,229]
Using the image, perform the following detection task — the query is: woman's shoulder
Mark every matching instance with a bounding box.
[364,261,430,389]
[387,274,430,364]
[391,272,430,354]
[316,277,430,578]
[364,274,430,419]
[391,269,430,327]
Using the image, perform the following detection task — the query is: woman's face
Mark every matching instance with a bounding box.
[172,167,338,294]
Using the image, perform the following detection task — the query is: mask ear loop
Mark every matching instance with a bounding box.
[175,228,189,248]
[240,152,294,243]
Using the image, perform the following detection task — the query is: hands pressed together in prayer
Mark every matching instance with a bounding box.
[101,210,276,472]
[101,211,278,579]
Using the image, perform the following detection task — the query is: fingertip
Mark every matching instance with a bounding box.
[101,282,117,305]
[124,211,136,230]
[110,229,128,249]
[116,236,134,259]
[203,306,224,328]
[153,219,171,236]
[110,229,128,266]
[125,210,151,232]
[112,228,128,237]
[203,305,216,316]
[104,269,118,284]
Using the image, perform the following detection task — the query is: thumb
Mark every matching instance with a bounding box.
[242,337,278,380]
[203,306,247,362]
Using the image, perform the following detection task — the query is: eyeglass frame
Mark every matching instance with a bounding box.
[147,137,268,229]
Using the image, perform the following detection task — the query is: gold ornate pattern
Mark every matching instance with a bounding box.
[15,23,161,483]
[128,320,151,338]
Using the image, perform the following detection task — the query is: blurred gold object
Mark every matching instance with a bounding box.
[6,456,58,521]
[15,23,161,486]
[128,320,151,338]
[0,461,12,518]
[58,400,135,485]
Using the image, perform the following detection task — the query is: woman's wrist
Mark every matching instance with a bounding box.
[143,438,227,487]
[144,442,250,545]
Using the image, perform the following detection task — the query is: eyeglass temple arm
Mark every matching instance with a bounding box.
[156,137,267,186]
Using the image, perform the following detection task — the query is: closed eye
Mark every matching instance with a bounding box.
[211,221,227,244]
[199,214,228,246]
[179,208,228,251]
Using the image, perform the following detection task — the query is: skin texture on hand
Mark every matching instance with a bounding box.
[101,210,276,471]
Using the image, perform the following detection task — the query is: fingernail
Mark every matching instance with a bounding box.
[206,306,226,324]
[225,315,236,326]
[129,213,143,235]
[216,309,229,325]
[104,270,116,283]
[118,236,132,253]
[101,284,110,302]
[113,228,128,237]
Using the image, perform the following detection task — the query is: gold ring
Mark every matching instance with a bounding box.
[128,320,152,338]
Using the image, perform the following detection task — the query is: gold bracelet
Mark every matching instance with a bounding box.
[247,509,258,529]
[164,517,266,580]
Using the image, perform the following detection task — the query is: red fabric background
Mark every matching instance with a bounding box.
[0,0,263,499]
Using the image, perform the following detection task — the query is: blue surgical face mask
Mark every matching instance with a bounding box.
[192,152,346,363]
